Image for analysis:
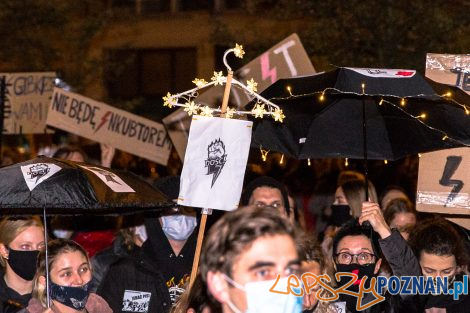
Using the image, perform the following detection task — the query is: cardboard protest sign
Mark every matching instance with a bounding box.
[417,147,470,217]
[164,33,316,160]
[47,88,172,166]
[2,72,56,134]
[426,54,470,94]
[178,116,252,211]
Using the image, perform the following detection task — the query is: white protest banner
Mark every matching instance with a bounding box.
[426,54,470,94]
[164,33,315,160]
[2,72,56,134]
[47,88,172,166]
[178,116,252,211]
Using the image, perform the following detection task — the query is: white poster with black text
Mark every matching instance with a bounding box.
[178,116,252,211]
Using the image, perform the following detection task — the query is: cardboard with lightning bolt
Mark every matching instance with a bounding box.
[417,147,470,229]
[1,72,56,134]
[178,116,252,211]
[46,87,172,166]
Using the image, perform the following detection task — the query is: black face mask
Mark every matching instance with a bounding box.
[336,263,377,290]
[329,204,353,227]
[7,248,39,281]
[335,263,377,312]
[50,280,91,311]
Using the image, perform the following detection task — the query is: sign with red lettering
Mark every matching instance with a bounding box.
[163,33,316,160]
[1,72,56,134]
[47,88,172,166]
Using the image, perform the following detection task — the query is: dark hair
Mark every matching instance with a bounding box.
[379,185,409,206]
[200,205,297,280]
[240,176,290,215]
[408,218,468,267]
[383,197,416,226]
[53,145,87,162]
[332,219,381,258]
[298,235,326,270]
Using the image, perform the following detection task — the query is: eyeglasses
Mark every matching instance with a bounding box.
[335,252,376,265]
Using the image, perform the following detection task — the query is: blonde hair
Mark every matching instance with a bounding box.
[0,216,43,267]
[32,239,90,308]
[341,179,378,217]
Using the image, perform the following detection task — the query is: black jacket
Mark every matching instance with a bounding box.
[97,220,198,313]
[0,274,31,313]
[338,230,421,313]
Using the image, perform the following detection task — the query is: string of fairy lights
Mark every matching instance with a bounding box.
[258,81,470,166]
[162,44,286,122]
[161,44,470,167]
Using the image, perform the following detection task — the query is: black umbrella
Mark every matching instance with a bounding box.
[0,155,172,307]
[0,155,171,214]
[249,67,470,161]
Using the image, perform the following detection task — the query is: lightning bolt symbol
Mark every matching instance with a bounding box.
[211,165,223,188]
[94,111,111,134]
[261,53,277,84]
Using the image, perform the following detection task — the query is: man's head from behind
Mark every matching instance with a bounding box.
[201,206,301,313]
[240,176,290,217]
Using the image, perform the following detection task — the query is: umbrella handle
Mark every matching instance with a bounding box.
[43,206,51,308]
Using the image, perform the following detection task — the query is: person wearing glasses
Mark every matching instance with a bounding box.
[331,202,420,313]
[0,216,45,313]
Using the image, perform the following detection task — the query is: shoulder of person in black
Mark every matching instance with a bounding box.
[0,272,31,313]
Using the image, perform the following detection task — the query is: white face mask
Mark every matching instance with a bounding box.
[134,224,148,243]
[161,214,197,241]
[223,275,303,313]
[52,229,74,239]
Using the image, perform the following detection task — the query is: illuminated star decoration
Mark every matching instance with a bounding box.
[224,107,236,118]
[273,108,285,122]
[233,44,245,58]
[251,103,266,118]
[183,101,199,116]
[162,92,175,108]
[246,78,258,94]
[192,78,207,88]
[200,106,213,117]
[211,71,225,86]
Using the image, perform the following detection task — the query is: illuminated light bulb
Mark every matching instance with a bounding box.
[400,98,406,106]
[361,83,365,94]
[345,158,349,167]
[384,160,388,165]
[379,99,384,106]
[260,147,269,162]
[418,153,422,158]
[418,113,427,119]
[307,158,311,166]
[444,91,452,98]
[287,86,292,96]
[465,107,470,115]
[319,92,325,102]
[442,135,448,141]
[279,154,284,165]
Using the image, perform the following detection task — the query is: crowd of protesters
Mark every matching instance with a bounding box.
[1,143,469,313]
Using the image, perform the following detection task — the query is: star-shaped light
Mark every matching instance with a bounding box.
[272,108,285,122]
[211,71,225,86]
[225,107,236,118]
[183,101,199,116]
[200,106,213,117]
[192,78,208,88]
[163,92,176,108]
[246,78,258,94]
[251,103,266,118]
[234,44,245,58]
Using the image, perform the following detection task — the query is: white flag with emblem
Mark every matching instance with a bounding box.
[21,163,62,191]
[178,116,252,211]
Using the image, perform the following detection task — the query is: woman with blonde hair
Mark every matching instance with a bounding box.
[20,239,111,313]
[0,216,44,312]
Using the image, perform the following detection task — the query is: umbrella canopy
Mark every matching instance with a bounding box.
[0,155,172,214]
[250,67,470,161]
